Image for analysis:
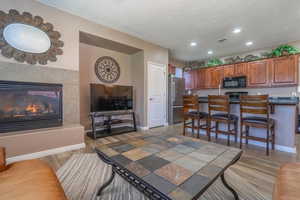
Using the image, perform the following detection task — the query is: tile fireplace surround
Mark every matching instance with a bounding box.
[0,61,85,160]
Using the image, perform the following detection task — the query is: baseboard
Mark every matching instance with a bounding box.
[137,126,149,130]
[240,138,297,153]
[187,129,297,154]
[6,143,86,164]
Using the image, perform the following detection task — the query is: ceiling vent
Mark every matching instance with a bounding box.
[218,38,227,43]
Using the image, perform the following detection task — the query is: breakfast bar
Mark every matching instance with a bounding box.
[197,96,299,153]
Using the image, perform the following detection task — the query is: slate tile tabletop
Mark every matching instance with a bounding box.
[97,131,242,200]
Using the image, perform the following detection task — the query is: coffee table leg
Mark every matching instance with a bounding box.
[96,169,116,197]
[221,173,239,200]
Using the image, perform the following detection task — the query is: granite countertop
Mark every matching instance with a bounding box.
[198,96,299,105]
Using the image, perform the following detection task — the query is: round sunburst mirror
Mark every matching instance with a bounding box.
[0,9,64,65]
[95,56,121,84]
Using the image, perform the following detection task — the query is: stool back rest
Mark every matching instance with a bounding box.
[240,95,269,119]
[183,95,199,114]
[208,95,230,116]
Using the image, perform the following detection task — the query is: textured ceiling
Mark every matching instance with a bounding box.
[39,0,300,61]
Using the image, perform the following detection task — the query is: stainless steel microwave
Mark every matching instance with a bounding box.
[223,76,247,88]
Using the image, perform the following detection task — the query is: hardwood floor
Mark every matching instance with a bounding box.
[40,124,300,200]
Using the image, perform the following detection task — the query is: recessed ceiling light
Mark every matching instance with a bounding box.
[233,28,242,34]
[190,42,197,47]
[208,50,213,55]
[246,41,253,46]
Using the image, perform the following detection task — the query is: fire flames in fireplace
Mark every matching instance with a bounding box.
[0,90,58,120]
[1,101,55,119]
[26,104,39,113]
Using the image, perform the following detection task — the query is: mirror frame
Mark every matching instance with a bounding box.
[0,9,64,65]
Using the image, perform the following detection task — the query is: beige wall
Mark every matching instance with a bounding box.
[1,0,169,127]
[0,125,84,158]
[79,43,134,129]
[80,43,133,86]
[1,1,79,71]
[131,51,145,126]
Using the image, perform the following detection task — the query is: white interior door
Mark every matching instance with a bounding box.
[148,62,166,128]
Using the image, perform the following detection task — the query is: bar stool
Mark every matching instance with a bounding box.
[183,95,210,140]
[239,95,275,156]
[208,95,238,146]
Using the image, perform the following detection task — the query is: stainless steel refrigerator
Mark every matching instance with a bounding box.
[168,76,185,124]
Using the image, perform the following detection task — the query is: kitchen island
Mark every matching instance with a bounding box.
[197,97,299,153]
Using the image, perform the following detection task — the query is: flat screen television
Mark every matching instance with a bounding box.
[90,84,133,112]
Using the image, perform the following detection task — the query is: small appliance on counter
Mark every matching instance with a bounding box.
[168,76,185,124]
[225,91,248,100]
[223,76,247,89]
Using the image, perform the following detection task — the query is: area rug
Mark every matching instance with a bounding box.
[57,154,268,200]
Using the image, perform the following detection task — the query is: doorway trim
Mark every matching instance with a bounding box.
[147,61,167,128]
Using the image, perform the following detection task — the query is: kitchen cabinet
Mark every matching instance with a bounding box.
[247,59,271,87]
[184,54,299,90]
[209,66,224,88]
[196,68,206,89]
[184,70,194,89]
[271,55,298,86]
[223,65,235,77]
[234,63,248,76]
[184,70,198,89]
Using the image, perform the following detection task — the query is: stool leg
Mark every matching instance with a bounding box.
[197,118,200,139]
[227,122,230,146]
[192,119,195,137]
[207,118,211,142]
[234,121,238,143]
[215,121,219,141]
[272,126,275,150]
[245,126,249,145]
[266,126,270,156]
[183,117,186,136]
[240,122,243,149]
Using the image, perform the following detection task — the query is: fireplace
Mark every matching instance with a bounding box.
[0,81,63,133]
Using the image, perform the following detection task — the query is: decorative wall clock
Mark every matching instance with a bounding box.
[95,56,120,83]
[0,9,64,65]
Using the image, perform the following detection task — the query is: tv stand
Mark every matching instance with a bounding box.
[87,111,137,139]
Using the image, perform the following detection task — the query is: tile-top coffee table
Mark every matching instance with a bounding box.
[95,132,242,200]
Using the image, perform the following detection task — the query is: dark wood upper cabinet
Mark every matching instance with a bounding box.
[247,59,271,87]
[184,54,299,90]
[209,66,224,88]
[223,65,235,77]
[196,68,206,89]
[234,63,248,76]
[270,55,298,86]
[184,70,194,89]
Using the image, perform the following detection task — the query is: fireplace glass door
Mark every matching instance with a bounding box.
[0,81,63,133]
